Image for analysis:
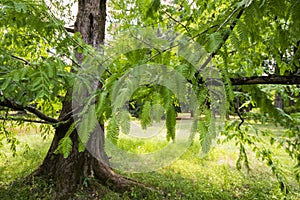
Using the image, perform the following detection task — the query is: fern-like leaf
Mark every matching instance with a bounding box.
[78,105,98,145]
[55,136,73,158]
[78,137,86,153]
[140,101,152,129]
[116,109,131,134]
[107,117,119,144]
[207,32,223,53]
[166,107,176,141]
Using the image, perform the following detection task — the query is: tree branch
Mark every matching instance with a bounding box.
[189,5,300,86]
[11,55,31,65]
[197,8,245,73]
[25,105,59,123]
[0,97,59,123]
[230,75,300,85]
[0,117,53,124]
[65,27,75,33]
[163,10,192,38]
[196,75,300,85]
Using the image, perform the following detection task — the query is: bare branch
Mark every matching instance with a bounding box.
[11,55,31,65]
[215,6,240,32]
[163,10,192,38]
[230,75,300,85]
[0,97,59,123]
[25,106,59,123]
[190,25,219,41]
[195,75,300,85]
[0,117,53,124]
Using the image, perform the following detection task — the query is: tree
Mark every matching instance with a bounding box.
[0,0,147,199]
[0,0,300,198]
[109,0,300,190]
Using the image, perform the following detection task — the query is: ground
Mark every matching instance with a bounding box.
[0,122,299,199]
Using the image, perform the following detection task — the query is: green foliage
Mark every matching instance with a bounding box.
[54,123,75,157]
[1,0,300,194]
[54,136,73,158]
[77,106,98,145]
[206,32,223,53]
[146,0,161,19]
[96,90,111,122]
[0,0,86,159]
[106,117,119,145]
[149,92,164,123]
[198,109,215,154]
[1,128,300,199]
[0,0,75,122]
[140,101,152,129]
[0,123,19,157]
[166,107,176,141]
[222,120,292,193]
[116,110,131,135]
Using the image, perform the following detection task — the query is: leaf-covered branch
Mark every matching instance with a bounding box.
[198,7,245,72]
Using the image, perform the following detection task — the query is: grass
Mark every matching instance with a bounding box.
[0,122,299,199]
[0,131,51,184]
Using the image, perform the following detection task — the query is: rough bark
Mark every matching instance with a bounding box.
[32,0,147,199]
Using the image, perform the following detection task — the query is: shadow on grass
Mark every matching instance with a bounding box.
[0,127,300,200]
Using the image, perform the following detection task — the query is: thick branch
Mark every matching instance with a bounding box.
[25,106,59,123]
[0,97,59,123]
[230,75,300,85]
[0,117,52,124]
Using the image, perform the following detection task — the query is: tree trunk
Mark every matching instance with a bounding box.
[274,93,284,109]
[32,1,145,199]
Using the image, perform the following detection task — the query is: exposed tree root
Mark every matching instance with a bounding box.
[31,129,162,199]
[31,159,162,199]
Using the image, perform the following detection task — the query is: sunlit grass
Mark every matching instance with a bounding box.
[0,122,299,199]
[122,140,299,199]
[0,130,53,184]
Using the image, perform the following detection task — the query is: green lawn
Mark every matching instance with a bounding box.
[0,122,299,199]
